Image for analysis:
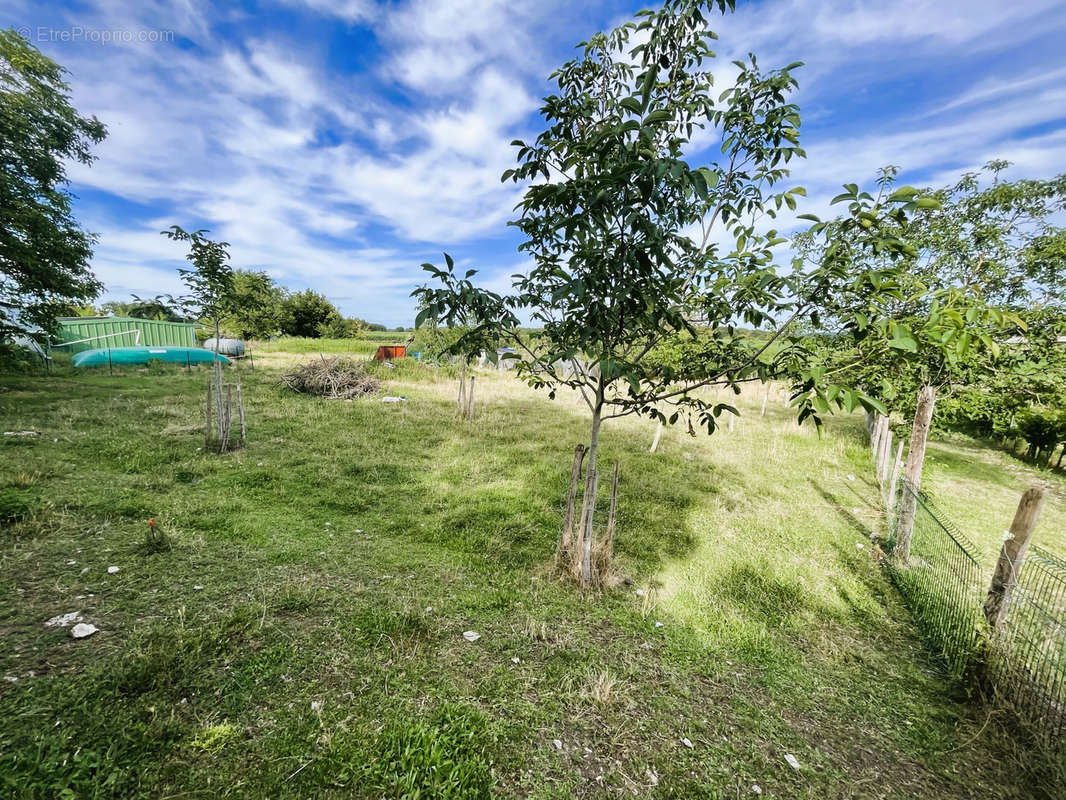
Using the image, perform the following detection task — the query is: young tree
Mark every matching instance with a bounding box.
[799,164,1062,560]
[0,29,107,339]
[161,227,235,353]
[414,0,925,584]
[319,315,368,339]
[101,294,186,322]
[224,269,285,339]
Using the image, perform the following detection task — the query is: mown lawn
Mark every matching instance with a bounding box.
[0,354,1062,798]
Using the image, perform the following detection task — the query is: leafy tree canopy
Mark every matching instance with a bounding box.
[223,269,285,339]
[415,0,928,472]
[0,29,107,338]
[279,289,342,338]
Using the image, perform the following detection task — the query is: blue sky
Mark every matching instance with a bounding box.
[4,0,1066,326]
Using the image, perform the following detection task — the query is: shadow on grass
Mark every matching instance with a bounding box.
[415,389,743,578]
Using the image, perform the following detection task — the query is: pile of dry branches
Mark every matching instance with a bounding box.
[278,357,380,399]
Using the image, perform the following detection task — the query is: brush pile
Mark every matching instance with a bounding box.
[278,357,380,399]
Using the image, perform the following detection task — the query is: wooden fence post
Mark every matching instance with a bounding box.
[877,428,893,487]
[894,385,937,564]
[983,483,1048,630]
[886,440,904,508]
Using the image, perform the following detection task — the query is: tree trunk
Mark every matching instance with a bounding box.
[649,421,663,453]
[894,384,937,564]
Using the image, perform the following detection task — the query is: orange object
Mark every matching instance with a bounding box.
[375,345,406,361]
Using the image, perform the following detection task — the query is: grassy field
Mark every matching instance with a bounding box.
[248,333,411,357]
[1,350,1064,798]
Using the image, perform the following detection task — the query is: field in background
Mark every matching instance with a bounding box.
[249,332,411,357]
[1,348,1064,798]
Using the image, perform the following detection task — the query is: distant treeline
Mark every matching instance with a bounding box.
[70,269,406,339]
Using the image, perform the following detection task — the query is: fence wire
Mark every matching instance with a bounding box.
[888,481,1066,744]
[887,481,985,679]
[984,545,1066,744]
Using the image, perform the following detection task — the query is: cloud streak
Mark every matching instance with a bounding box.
[9,0,1064,325]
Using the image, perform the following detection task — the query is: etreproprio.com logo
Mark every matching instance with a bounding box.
[15,25,175,44]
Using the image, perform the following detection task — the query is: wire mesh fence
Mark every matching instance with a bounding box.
[984,545,1066,744]
[886,481,985,679]
[887,480,1066,744]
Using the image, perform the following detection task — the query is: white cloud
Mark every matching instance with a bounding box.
[8,0,1062,325]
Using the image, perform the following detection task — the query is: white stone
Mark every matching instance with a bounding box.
[635,589,645,597]
[71,623,98,639]
[681,737,694,749]
[784,753,801,771]
[553,739,563,750]
[45,612,81,628]
[107,566,120,574]
[654,621,664,628]
[193,585,204,591]
[752,784,762,795]
[310,699,323,712]
[462,630,481,642]
[424,607,433,613]
[511,657,520,664]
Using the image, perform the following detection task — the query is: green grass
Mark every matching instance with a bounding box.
[0,350,1063,798]
[250,333,408,357]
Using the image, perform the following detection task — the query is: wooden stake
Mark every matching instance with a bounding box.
[649,422,663,453]
[204,374,213,449]
[236,376,246,445]
[877,427,893,486]
[574,469,595,579]
[581,468,599,587]
[466,375,475,419]
[761,385,769,416]
[457,361,467,415]
[214,361,225,444]
[886,440,904,508]
[728,413,735,432]
[895,384,937,563]
[605,460,620,561]
[558,444,586,558]
[221,383,233,453]
[984,483,1048,630]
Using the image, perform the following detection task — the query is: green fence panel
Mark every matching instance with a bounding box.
[55,317,196,353]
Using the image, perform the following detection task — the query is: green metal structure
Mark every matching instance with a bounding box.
[55,317,197,354]
[72,347,229,368]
